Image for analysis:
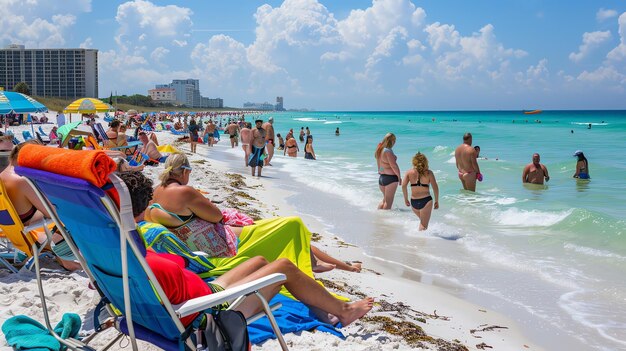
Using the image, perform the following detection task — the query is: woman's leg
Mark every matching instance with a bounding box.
[378,184,386,209]
[225,258,373,325]
[311,245,360,273]
[382,182,398,209]
[418,200,434,230]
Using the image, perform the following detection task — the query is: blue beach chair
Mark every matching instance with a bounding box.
[16,162,289,351]
[38,126,47,136]
[22,130,34,141]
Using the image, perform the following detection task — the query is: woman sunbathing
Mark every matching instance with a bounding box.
[143,153,361,275]
[0,141,81,271]
[120,171,373,327]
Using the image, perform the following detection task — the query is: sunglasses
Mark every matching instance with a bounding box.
[180,165,192,171]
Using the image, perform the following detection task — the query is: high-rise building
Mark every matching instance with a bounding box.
[275,96,284,111]
[152,79,222,108]
[0,44,98,98]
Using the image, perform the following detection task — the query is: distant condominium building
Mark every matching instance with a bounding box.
[148,87,176,104]
[152,79,222,108]
[275,96,285,111]
[243,101,276,110]
[0,44,98,98]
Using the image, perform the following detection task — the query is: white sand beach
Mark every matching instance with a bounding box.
[0,113,542,351]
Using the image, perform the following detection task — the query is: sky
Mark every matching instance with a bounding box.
[1,0,626,111]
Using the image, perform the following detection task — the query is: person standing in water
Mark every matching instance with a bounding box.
[402,152,439,230]
[573,150,590,179]
[455,132,481,191]
[522,153,550,184]
[304,135,316,160]
[335,127,340,136]
[375,133,402,210]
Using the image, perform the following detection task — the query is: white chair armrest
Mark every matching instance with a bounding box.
[174,273,286,318]
[193,251,208,257]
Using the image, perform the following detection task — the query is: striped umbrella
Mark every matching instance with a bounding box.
[0,91,47,114]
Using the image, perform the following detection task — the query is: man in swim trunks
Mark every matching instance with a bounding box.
[203,120,216,146]
[522,153,550,184]
[455,132,481,192]
[262,117,275,166]
[225,120,240,148]
[240,122,252,167]
[249,119,266,177]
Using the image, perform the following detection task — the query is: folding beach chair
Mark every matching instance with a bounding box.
[38,126,47,136]
[16,159,289,351]
[22,131,34,141]
[0,180,53,273]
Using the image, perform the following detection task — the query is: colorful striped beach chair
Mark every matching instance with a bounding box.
[15,148,289,351]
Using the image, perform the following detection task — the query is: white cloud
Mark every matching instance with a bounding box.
[424,22,460,52]
[247,0,339,73]
[577,65,625,83]
[569,31,611,62]
[172,40,188,47]
[150,47,170,64]
[116,0,193,36]
[597,8,618,22]
[79,37,93,49]
[191,35,248,83]
[607,12,626,61]
[0,1,88,48]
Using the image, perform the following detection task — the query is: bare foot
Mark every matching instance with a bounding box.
[312,262,336,273]
[338,297,375,326]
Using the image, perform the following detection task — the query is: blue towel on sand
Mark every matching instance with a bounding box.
[248,294,344,344]
[2,313,81,351]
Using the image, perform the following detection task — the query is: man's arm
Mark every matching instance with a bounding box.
[542,165,550,181]
[522,165,529,183]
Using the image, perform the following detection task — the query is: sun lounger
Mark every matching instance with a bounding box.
[38,126,47,136]
[15,145,289,351]
[22,130,34,141]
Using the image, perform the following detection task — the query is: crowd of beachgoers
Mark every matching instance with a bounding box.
[0,110,541,351]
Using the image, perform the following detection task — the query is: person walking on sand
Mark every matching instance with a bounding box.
[249,119,266,177]
[263,117,275,166]
[375,133,402,209]
[402,152,439,230]
[240,122,252,167]
[225,120,240,148]
[573,150,590,179]
[455,132,481,192]
[203,119,216,147]
[188,118,200,153]
[522,153,550,184]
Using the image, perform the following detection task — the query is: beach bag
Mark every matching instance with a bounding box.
[170,219,238,258]
[196,310,250,351]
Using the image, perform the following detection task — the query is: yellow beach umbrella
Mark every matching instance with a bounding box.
[63,98,114,122]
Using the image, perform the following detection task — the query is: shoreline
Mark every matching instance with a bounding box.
[0,115,543,350]
[182,137,543,350]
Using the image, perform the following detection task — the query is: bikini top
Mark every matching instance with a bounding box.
[410,174,430,187]
[148,203,196,223]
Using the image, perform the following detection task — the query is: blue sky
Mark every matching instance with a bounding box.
[2,0,626,110]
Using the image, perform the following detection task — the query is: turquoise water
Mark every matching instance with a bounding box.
[234,110,626,350]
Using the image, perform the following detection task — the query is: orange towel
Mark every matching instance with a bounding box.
[17,144,117,187]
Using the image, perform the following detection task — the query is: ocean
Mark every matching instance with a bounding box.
[222,110,626,350]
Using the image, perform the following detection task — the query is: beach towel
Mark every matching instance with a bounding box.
[17,144,116,187]
[156,144,180,154]
[248,294,343,344]
[221,208,254,227]
[2,313,81,351]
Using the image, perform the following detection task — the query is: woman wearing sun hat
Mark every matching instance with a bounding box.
[573,150,590,179]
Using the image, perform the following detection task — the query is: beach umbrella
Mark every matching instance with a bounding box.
[63,98,114,122]
[0,91,47,114]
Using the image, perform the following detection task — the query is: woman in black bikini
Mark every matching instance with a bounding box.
[402,152,439,230]
[375,133,402,209]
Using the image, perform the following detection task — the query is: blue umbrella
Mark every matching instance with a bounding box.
[0,91,48,114]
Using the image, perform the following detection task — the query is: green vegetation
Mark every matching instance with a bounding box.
[13,82,30,95]
[33,96,239,113]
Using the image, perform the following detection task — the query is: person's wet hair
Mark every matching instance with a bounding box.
[463,132,472,141]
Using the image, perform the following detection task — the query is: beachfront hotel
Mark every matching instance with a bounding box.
[0,44,98,98]
[152,79,223,108]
